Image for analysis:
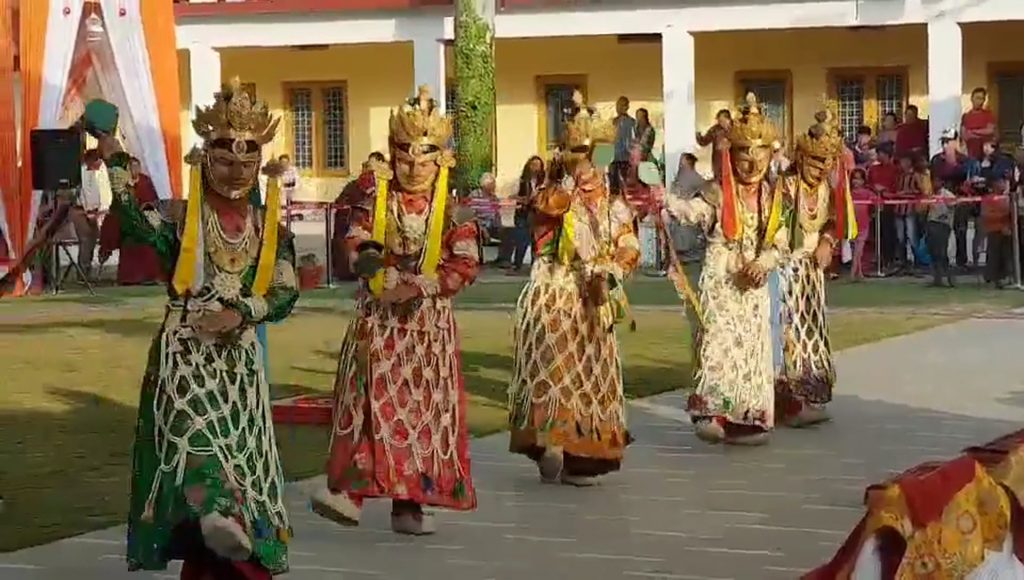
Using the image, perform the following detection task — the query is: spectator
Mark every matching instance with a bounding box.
[868,143,901,269]
[330,152,383,281]
[849,125,874,168]
[508,157,544,274]
[980,139,1014,183]
[609,96,636,196]
[769,140,791,182]
[279,154,299,209]
[667,152,707,355]
[926,179,958,287]
[634,107,657,163]
[895,105,929,159]
[878,112,899,147]
[961,87,996,160]
[697,109,732,182]
[98,156,164,285]
[894,154,925,270]
[981,174,1014,287]
[930,129,978,269]
[849,168,876,281]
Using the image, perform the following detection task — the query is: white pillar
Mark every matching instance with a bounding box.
[413,36,447,113]
[188,44,221,150]
[927,18,963,156]
[661,26,697,186]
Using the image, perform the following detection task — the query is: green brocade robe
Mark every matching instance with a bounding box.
[115,185,298,574]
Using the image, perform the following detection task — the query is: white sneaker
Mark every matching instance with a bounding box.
[390,511,436,535]
[537,447,564,483]
[310,488,361,527]
[199,513,252,561]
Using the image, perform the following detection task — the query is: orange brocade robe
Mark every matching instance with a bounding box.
[326,186,479,510]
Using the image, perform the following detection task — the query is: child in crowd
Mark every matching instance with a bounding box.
[849,168,876,281]
[926,178,958,287]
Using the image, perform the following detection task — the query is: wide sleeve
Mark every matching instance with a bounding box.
[609,197,640,279]
[410,214,480,299]
[230,226,299,325]
[343,205,373,271]
[663,194,716,231]
[532,183,572,218]
[108,170,179,268]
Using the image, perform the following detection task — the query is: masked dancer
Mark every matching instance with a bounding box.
[508,91,640,486]
[312,86,479,535]
[116,80,298,580]
[661,93,790,446]
[775,107,855,428]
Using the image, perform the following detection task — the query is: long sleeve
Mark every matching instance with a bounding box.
[109,182,179,270]
[755,222,790,271]
[411,219,480,299]
[230,226,299,325]
[609,198,640,279]
[664,194,716,231]
[532,184,572,218]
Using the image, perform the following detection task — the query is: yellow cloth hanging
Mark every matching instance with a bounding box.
[171,163,203,295]
[419,166,449,278]
[252,177,281,297]
[368,173,390,297]
[763,181,785,247]
[558,209,576,265]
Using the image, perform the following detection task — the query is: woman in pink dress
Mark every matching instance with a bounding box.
[849,167,876,280]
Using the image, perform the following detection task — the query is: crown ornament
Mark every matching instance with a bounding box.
[727,92,779,148]
[795,99,844,162]
[192,77,279,148]
[389,85,453,151]
[563,90,615,152]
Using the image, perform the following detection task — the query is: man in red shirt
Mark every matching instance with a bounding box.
[961,87,996,160]
[867,144,902,270]
[895,105,929,159]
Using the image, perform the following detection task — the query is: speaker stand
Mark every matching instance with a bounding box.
[50,240,95,297]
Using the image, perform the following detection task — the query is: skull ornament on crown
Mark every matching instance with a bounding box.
[191,78,280,200]
[727,93,779,186]
[388,85,455,195]
[794,104,844,188]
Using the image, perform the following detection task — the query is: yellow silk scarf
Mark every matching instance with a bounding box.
[251,177,281,297]
[558,209,575,265]
[368,167,449,297]
[171,163,203,295]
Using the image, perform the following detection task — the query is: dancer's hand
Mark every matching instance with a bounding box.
[380,284,420,305]
[585,275,609,307]
[195,308,243,335]
[814,240,833,269]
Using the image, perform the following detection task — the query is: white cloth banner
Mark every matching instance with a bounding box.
[100,0,174,200]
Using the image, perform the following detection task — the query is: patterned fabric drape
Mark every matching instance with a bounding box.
[99,0,175,199]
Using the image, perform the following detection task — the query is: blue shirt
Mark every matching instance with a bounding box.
[614,115,636,162]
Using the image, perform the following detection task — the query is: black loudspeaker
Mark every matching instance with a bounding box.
[30,129,83,191]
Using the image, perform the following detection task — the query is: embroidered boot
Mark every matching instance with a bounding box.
[537,446,564,484]
[694,418,726,444]
[390,500,436,535]
[310,488,362,527]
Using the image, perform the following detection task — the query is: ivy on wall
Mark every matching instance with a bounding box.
[453,0,495,195]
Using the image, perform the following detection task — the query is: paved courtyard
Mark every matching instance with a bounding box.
[1,315,1023,579]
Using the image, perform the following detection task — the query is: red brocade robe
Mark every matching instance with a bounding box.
[99,174,165,285]
[326,187,479,510]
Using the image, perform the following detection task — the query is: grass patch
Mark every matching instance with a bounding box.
[0,300,948,551]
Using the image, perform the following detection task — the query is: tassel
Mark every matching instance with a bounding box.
[719,148,742,242]
[171,161,204,295]
[252,176,281,296]
[368,172,390,297]
[420,166,449,278]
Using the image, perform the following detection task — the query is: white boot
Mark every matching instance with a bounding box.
[537,446,564,484]
[390,511,436,535]
[560,473,598,487]
[199,513,252,561]
[310,488,361,527]
[694,420,726,444]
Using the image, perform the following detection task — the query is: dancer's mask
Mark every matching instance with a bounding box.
[727,93,779,185]
[388,85,454,195]
[192,78,279,200]
[795,106,844,188]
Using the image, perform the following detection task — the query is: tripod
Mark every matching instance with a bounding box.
[39,190,95,296]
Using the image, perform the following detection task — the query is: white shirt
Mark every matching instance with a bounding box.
[80,164,112,211]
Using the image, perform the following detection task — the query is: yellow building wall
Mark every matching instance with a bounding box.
[964,22,1024,117]
[171,24,1024,201]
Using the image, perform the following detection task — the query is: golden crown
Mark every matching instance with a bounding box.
[563,90,615,151]
[795,100,844,161]
[389,85,452,149]
[192,77,279,146]
[727,92,779,148]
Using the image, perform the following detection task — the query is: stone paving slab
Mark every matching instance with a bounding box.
[2,317,1022,580]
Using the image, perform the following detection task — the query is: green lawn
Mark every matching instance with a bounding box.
[0,277,1010,551]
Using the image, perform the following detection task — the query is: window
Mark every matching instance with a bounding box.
[736,72,791,145]
[995,73,1024,148]
[536,75,587,154]
[828,69,907,143]
[283,81,349,176]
